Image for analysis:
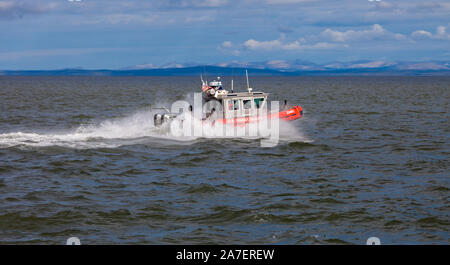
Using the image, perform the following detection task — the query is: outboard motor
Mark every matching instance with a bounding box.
[162,114,172,124]
[154,113,163,127]
[154,113,174,127]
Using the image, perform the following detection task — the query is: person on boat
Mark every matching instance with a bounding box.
[217,77,223,90]
[282,99,288,110]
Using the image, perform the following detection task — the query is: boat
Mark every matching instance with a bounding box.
[153,71,303,128]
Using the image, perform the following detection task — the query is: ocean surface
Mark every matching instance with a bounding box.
[0,76,448,244]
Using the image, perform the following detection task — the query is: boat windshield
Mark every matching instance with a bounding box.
[254,98,264,109]
[243,100,252,109]
[233,100,239,110]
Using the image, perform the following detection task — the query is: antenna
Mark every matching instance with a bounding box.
[231,67,234,93]
[246,69,252,93]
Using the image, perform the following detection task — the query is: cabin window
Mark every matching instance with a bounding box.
[227,100,233,111]
[233,100,240,110]
[254,98,264,109]
[243,99,252,109]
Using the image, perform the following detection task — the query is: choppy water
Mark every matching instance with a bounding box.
[0,76,448,244]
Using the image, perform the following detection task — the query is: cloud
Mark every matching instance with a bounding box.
[70,12,179,26]
[0,0,231,21]
[163,0,229,8]
[411,30,433,39]
[409,2,450,13]
[321,24,406,42]
[265,0,316,4]
[0,0,58,20]
[242,38,345,51]
[193,0,229,7]
[402,62,449,70]
[1,0,450,68]
[235,24,417,53]
[436,26,450,40]
[221,41,233,48]
[306,42,347,49]
[231,50,240,56]
[218,41,240,56]
[100,14,156,25]
[229,23,442,55]
[266,60,291,68]
[243,39,300,50]
[348,61,394,68]
[369,1,398,11]
[0,48,125,61]
[127,63,157,70]
[412,26,450,40]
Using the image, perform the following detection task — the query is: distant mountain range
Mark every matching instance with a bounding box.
[1,60,450,76]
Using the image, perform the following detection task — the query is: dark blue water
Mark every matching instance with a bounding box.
[0,76,448,244]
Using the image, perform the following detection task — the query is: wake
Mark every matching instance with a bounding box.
[0,109,311,149]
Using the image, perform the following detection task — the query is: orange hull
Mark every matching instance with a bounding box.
[214,106,303,126]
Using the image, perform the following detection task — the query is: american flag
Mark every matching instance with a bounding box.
[202,83,210,92]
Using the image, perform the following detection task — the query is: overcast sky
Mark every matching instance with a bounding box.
[0,0,449,69]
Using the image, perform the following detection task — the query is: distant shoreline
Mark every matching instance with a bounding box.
[1,66,450,76]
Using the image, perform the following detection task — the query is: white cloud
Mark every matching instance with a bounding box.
[369,1,399,12]
[321,24,406,42]
[377,1,394,8]
[412,26,450,40]
[218,41,240,56]
[403,62,449,70]
[221,41,233,48]
[265,0,316,4]
[410,2,450,13]
[436,26,450,39]
[302,42,346,49]
[231,50,240,56]
[229,23,450,55]
[266,60,291,68]
[130,63,157,69]
[102,14,156,24]
[348,61,394,68]
[165,0,229,8]
[411,30,433,39]
[243,39,301,50]
[71,12,177,26]
[0,48,125,61]
[242,38,345,51]
[195,0,228,7]
[0,1,13,9]
[0,0,59,19]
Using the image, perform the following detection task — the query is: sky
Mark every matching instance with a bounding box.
[0,0,449,70]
